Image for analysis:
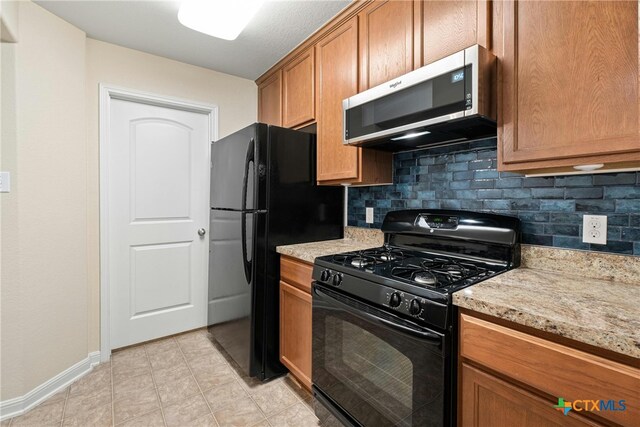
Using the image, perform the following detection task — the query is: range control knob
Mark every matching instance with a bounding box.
[389,292,402,308]
[332,274,343,287]
[320,269,331,282]
[409,299,422,316]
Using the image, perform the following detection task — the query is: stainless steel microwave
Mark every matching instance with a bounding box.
[343,45,496,151]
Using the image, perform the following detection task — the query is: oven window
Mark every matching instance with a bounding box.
[313,291,446,427]
[326,317,414,421]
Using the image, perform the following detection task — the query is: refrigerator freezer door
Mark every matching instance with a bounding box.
[210,125,258,211]
[208,209,253,375]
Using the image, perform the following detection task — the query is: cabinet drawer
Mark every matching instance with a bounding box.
[460,313,640,427]
[280,256,313,293]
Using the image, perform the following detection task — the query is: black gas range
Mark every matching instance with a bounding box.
[311,210,520,427]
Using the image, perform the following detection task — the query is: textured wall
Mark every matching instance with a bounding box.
[1,1,88,400]
[348,139,640,255]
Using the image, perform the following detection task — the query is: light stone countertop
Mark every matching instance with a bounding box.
[276,226,384,264]
[453,267,640,358]
[276,227,640,358]
[276,238,380,264]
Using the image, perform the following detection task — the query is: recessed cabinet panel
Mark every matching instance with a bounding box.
[422,1,480,65]
[359,0,417,90]
[499,0,640,170]
[283,49,315,128]
[316,17,360,182]
[258,70,282,126]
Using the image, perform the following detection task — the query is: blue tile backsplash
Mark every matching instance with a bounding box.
[347,139,640,255]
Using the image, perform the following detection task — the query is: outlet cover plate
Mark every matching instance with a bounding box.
[582,214,607,245]
[0,172,10,193]
[365,207,374,224]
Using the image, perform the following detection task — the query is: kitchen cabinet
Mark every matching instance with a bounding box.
[279,256,313,390]
[497,0,640,172]
[282,48,315,128]
[359,0,419,89]
[258,70,282,126]
[460,364,600,427]
[316,16,393,185]
[459,311,640,427]
[421,0,490,65]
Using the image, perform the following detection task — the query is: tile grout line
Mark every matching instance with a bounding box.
[59,385,71,427]
[110,356,116,427]
[144,340,169,427]
[175,333,221,427]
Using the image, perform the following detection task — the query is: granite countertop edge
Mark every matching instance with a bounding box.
[276,238,639,359]
[453,268,640,359]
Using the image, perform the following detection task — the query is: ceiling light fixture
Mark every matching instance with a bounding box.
[178,0,265,41]
[390,130,431,141]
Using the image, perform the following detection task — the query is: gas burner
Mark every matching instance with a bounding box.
[350,256,371,268]
[380,253,397,262]
[414,271,438,285]
[391,258,488,288]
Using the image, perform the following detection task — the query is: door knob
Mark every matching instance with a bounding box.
[198,228,206,237]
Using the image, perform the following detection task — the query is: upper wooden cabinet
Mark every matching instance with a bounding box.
[421,0,490,65]
[316,16,393,185]
[498,0,640,172]
[316,17,360,182]
[359,0,420,90]
[258,70,282,126]
[282,48,315,128]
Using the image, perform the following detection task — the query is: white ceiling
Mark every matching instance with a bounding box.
[34,0,351,80]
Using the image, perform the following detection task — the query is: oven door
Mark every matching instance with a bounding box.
[312,283,449,427]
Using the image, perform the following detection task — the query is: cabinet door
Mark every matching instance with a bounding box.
[359,0,418,90]
[500,1,640,171]
[283,48,315,128]
[279,281,312,390]
[258,70,282,126]
[460,364,602,427]
[316,17,360,182]
[422,0,488,65]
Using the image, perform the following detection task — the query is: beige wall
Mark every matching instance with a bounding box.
[1,1,257,401]
[1,1,88,400]
[85,39,257,352]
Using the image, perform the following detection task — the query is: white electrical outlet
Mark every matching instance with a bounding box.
[0,172,10,193]
[582,214,607,245]
[366,207,374,224]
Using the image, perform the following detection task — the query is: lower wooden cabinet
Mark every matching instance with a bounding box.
[279,256,313,390]
[459,311,640,427]
[460,364,600,427]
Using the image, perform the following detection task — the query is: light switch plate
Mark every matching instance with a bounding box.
[0,172,10,193]
[365,207,374,224]
[582,214,607,245]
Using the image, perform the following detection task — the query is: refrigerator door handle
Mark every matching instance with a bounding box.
[241,138,255,284]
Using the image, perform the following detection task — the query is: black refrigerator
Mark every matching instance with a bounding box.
[208,123,343,381]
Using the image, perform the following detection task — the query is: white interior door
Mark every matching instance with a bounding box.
[108,96,210,349]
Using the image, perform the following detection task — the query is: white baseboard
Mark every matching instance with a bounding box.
[0,351,101,421]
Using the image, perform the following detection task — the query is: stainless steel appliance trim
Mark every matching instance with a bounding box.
[345,50,465,109]
[343,45,493,146]
[344,112,465,144]
[463,45,479,117]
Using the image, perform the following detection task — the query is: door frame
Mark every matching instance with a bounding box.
[99,84,218,361]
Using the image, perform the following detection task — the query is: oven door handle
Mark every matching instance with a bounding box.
[314,286,443,344]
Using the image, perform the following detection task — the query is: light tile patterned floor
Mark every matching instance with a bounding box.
[2,329,328,427]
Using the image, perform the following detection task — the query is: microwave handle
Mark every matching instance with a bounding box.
[313,285,442,345]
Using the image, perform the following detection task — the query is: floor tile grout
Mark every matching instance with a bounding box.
[144,339,168,427]
[175,332,221,427]
[7,329,321,427]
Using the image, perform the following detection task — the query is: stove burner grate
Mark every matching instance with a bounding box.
[331,247,406,269]
[391,258,488,288]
